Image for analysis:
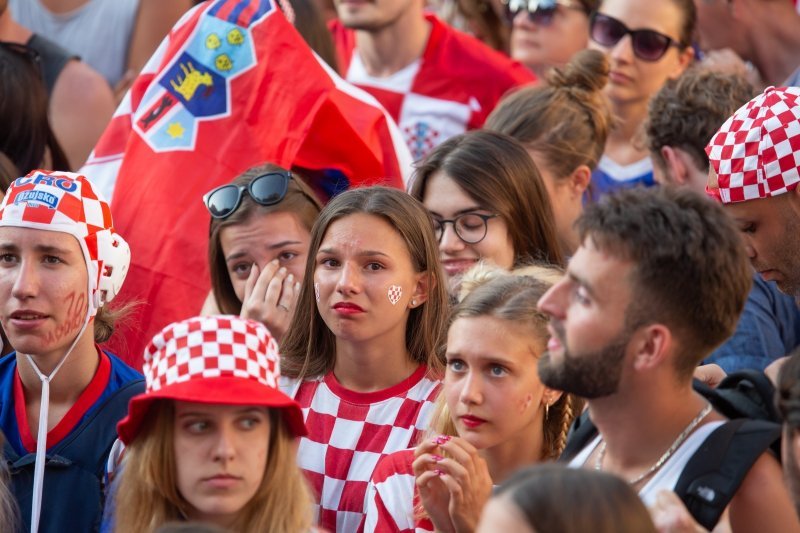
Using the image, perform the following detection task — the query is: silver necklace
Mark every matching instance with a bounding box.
[594,403,713,485]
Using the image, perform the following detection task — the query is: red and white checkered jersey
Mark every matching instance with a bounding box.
[363,448,434,533]
[331,14,536,160]
[281,365,441,532]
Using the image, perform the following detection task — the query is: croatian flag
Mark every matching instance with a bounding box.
[81,0,412,367]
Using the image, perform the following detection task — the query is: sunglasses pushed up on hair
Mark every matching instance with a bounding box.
[502,0,586,26]
[589,12,685,62]
[203,171,292,219]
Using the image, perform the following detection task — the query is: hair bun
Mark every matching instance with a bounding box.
[547,49,609,93]
[457,262,507,302]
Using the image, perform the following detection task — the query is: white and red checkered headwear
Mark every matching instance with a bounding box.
[0,170,131,533]
[117,315,307,444]
[0,170,130,315]
[706,86,800,204]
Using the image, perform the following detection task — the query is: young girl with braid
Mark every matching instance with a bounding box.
[363,265,581,532]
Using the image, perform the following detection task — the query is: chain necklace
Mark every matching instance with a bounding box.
[594,402,713,485]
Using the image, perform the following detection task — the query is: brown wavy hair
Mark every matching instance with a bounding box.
[645,68,755,175]
[280,186,449,379]
[113,401,313,533]
[486,49,612,181]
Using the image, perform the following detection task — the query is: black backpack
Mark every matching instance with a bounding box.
[559,370,782,531]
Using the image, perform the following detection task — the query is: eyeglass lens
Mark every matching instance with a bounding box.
[504,0,558,25]
[206,186,242,219]
[434,214,491,244]
[590,13,674,61]
[249,172,289,205]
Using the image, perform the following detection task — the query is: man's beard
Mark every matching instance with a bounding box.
[537,321,632,399]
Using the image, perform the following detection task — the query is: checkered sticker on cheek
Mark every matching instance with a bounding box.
[387,285,402,305]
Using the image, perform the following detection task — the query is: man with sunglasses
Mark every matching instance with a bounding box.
[328,0,534,160]
[0,0,114,170]
[693,0,800,87]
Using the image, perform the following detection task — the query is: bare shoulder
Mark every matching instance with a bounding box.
[729,452,800,532]
[51,59,114,104]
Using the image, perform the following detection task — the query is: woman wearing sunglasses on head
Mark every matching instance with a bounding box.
[279,186,450,532]
[409,130,564,297]
[204,163,323,343]
[363,265,581,532]
[588,0,694,200]
[505,0,597,79]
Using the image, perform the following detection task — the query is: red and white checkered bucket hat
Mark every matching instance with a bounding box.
[0,170,130,314]
[117,315,307,444]
[706,86,800,204]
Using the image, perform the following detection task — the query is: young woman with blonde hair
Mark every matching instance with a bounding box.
[279,186,450,532]
[106,315,313,533]
[364,265,581,532]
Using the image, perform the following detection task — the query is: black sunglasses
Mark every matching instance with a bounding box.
[503,0,585,26]
[203,171,292,219]
[589,13,685,62]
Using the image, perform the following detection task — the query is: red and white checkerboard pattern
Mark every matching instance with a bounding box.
[0,170,130,310]
[145,316,280,393]
[364,449,435,533]
[332,14,535,161]
[706,86,800,203]
[281,367,440,532]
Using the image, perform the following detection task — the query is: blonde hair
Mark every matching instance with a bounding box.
[429,263,581,459]
[0,433,18,531]
[113,401,313,533]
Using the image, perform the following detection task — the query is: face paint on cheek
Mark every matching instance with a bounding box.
[314,282,320,302]
[387,285,402,305]
[45,291,86,344]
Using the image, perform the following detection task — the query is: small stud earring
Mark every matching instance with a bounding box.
[411,299,417,306]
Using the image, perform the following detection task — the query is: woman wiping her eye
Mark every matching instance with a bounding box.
[203,163,322,343]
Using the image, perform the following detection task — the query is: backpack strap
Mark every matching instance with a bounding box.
[558,410,599,463]
[674,418,781,531]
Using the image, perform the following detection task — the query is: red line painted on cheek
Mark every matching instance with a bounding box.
[45,291,86,345]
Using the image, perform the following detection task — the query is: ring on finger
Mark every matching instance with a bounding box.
[278,303,290,311]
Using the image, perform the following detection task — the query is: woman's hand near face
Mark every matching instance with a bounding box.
[413,436,493,533]
[240,260,301,343]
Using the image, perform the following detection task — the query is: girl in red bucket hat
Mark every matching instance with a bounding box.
[106,315,313,533]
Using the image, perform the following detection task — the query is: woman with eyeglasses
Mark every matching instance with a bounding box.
[588,0,695,200]
[506,0,597,79]
[203,163,323,343]
[279,186,450,532]
[486,48,612,256]
[409,130,563,297]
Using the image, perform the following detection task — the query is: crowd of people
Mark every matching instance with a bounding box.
[2,0,800,532]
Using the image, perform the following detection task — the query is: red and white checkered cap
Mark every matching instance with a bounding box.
[0,170,130,314]
[706,86,800,204]
[117,315,307,443]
